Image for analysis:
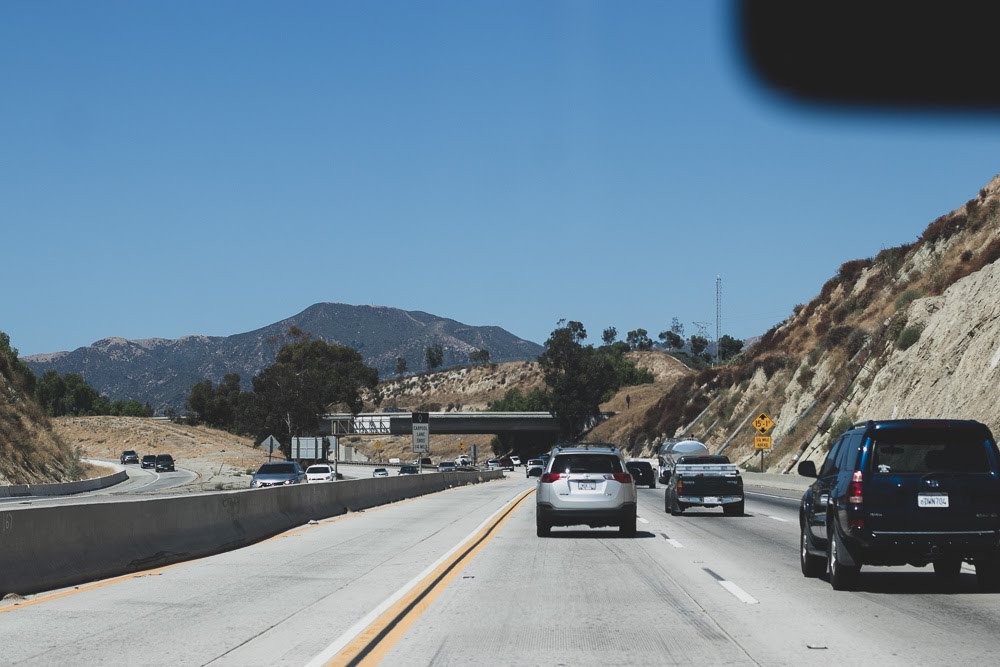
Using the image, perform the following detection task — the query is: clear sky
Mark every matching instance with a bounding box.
[4,1,1000,357]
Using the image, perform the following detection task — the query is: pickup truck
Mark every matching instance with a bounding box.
[664,453,744,516]
[798,419,1000,591]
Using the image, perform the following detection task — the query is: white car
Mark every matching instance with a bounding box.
[535,444,637,537]
[305,464,335,482]
[510,455,522,467]
[372,468,389,477]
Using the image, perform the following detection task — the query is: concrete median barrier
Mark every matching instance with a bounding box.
[0,466,127,499]
[0,470,503,597]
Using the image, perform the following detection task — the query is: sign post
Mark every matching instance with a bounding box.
[751,412,775,473]
[412,412,430,472]
[261,435,280,462]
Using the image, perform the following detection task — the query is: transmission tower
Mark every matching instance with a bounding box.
[715,275,722,363]
[692,321,712,339]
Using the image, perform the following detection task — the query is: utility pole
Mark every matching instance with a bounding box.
[715,275,722,365]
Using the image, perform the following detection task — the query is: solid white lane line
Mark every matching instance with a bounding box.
[667,539,684,549]
[719,580,759,605]
[638,517,649,524]
[767,515,789,522]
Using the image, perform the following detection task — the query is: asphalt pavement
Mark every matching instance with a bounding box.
[3,474,998,666]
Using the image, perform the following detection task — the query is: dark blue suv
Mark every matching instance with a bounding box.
[798,419,1000,590]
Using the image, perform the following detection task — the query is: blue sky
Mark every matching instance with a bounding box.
[4,1,1000,357]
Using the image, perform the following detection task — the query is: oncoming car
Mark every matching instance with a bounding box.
[398,465,419,475]
[250,462,306,488]
[372,468,389,477]
[154,454,175,472]
[305,464,334,482]
[120,450,139,465]
[535,444,637,537]
[141,455,157,469]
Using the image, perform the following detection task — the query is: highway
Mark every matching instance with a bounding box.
[2,475,999,665]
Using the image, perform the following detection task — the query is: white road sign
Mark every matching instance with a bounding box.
[412,423,430,453]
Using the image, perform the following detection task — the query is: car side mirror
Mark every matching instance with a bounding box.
[797,461,818,478]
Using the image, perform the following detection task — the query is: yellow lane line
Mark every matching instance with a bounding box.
[324,487,534,667]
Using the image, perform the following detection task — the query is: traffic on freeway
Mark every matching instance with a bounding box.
[4,441,1000,666]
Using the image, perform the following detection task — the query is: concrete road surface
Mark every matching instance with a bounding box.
[3,477,1000,666]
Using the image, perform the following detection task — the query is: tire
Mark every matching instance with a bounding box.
[723,501,744,516]
[800,524,825,578]
[536,517,550,538]
[932,557,962,585]
[827,527,860,591]
[670,492,685,517]
[620,513,636,537]
[650,481,656,489]
[976,555,1000,592]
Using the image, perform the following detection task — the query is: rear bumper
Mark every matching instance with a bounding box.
[537,502,636,528]
[848,529,1000,564]
[678,495,743,506]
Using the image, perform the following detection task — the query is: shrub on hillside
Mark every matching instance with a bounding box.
[837,258,873,286]
[797,367,815,389]
[875,243,914,279]
[894,288,923,312]
[824,325,855,350]
[921,212,967,245]
[896,326,923,351]
[845,328,869,358]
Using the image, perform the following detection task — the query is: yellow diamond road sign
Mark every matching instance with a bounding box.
[754,435,772,450]
[752,412,775,434]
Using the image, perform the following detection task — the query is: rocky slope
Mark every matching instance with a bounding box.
[620,174,1000,471]
[24,303,543,414]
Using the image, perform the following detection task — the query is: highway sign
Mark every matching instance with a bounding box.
[754,435,772,450]
[752,412,775,434]
[260,435,280,454]
[412,423,430,453]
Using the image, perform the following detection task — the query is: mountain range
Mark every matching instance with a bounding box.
[24,303,544,414]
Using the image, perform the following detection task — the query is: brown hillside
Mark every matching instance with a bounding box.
[625,174,1000,471]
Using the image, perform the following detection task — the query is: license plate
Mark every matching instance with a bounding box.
[578,481,596,490]
[703,496,720,504]
[918,493,949,508]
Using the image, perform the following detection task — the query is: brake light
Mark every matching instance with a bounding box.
[676,478,684,494]
[736,476,744,492]
[611,472,632,484]
[847,470,863,504]
[540,472,562,483]
[849,518,866,530]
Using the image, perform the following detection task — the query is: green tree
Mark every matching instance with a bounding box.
[424,344,445,371]
[395,356,408,376]
[671,318,685,338]
[538,321,618,437]
[717,335,744,361]
[659,330,683,350]
[689,335,709,356]
[252,339,379,452]
[626,328,653,351]
[468,348,491,365]
[601,327,618,346]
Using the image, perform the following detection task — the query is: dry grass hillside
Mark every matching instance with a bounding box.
[54,416,272,474]
[0,339,78,485]
[369,361,546,412]
[625,174,1000,471]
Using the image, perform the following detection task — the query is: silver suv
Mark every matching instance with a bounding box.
[535,444,637,537]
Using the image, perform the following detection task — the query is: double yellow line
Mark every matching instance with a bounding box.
[323,487,534,666]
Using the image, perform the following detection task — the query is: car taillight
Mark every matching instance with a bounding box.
[736,476,743,492]
[610,472,632,484]
[540,472,562,483]
[676,478,684,494]
[847,470,863,504]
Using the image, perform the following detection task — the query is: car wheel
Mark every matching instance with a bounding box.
[800,523,825,578]
[536,515,551,538]
[649,481,656,489]
[827,526,860,591]
[670,492,684,517]
[975,555,1000,592]
[620,513,636,537]
[723,501,744,516]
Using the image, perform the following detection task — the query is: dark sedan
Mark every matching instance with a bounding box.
[155,454,175,472]
[120,450,139,465]
[141,455,157,469]
[626,460,656,488]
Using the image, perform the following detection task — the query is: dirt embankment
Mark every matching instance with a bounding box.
[52,416,273,491]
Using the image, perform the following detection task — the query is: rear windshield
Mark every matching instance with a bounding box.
[401,466,417,473]
[157,455,173,461]
[306,466,330,473]
[627,461,652,470]
[551,454,624,475]
[258,463,295,474]
[871,429,992,474]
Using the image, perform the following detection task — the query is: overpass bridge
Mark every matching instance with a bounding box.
[321,411,563,436]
